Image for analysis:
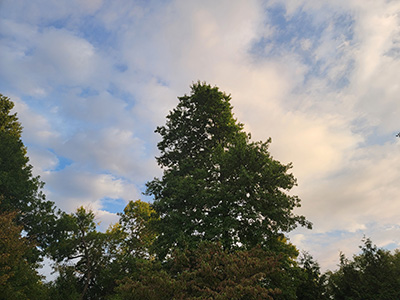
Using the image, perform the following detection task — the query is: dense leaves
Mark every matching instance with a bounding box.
[49,207,110,300]
[296,252,328,300]
[146,82,311,258]
[116,200,158,259]
[49,202,157,299]
[327,238,400,300]
[115,242,282,300]
[0,210,47,299]
[0,94,56,253]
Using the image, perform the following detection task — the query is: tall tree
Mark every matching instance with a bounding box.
[146,82,311,259]
[0,94,56,252]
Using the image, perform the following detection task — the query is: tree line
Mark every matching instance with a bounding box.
[1,83,400,299]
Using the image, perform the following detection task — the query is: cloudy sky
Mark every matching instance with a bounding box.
[1,0,400,271]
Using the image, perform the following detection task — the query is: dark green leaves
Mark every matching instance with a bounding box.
[0,94,56,256]
[0,94,23,138]
[0,210,47,299]
[155,82,243,169]
[115,242,282,300]
[146,82,311,258]
[327,238,400,300]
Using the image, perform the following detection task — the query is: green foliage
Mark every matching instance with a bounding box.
[0,210,48,300]
[264,237,301,300]
[48,201,158,300]
[47,266,80,300]
[49,207,110,299]
[0,94,22,137]
[146,82,311,259]
[327,238,400,300]
[296,252,328,300]
[115,242,283,300]
[116,200,158,259]
[114,259,180,300]
[169,242,282,300]
[154,81,243,170]
[0,94,56,255]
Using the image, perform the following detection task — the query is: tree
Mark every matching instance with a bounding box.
[113,259,179,300]
[0,209,47,299]
[169,242,282,300]
[93,200,159,298]
[116,200,158,259]
[146,82,311,259]
[0,94,56,254]
[114,242,282,300]
[296,252,328,300]
[49,207,109,300]
[326,238,400,299]
[47,266,80,300]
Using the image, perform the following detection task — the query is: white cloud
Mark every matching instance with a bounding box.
[42,165,140,214]
[0,20,110,95]
[349,2,400,133]
[11,97,60,145]
[290,140,400,269]
[36,28,97,83]
[0,0,103,25]
[95,210,120,231]
[57,126,158,181]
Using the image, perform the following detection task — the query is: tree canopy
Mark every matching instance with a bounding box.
[146,82,311,258]
[327,238,400,300]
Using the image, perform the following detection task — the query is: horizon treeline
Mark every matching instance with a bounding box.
[1,83,400,299]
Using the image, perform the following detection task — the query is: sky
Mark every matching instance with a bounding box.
[1,0,400,272]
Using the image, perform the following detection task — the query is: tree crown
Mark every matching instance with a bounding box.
[146,82,311,259]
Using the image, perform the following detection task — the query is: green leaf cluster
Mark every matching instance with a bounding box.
[0,94,56,255]
[146,82,311,259]
[0,210,47,300]
[327,238,400,299]
[115,242,282,300]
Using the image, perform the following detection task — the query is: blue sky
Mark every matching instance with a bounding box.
[1,0,400,271]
